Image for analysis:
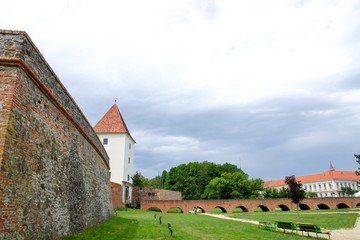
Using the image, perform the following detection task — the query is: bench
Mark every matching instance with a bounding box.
[275,221,297,234]
[258,221,275,231]
[297,223,331,239]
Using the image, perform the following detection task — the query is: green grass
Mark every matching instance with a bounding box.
[62,208,356,240]
[227,211,358,230]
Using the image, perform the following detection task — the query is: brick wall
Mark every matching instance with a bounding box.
[111,182,122,209]
[0,30,112,239]
[132,186,182,207]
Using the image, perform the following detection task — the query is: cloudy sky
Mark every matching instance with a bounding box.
[2,0,360,181]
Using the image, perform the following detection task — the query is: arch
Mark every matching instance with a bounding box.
[167,207,183,213]
[257,205,270,212]
[189,206,204,213]
[233,206,249,213]
[278,204,290,211]
[317,203,330,210]
[337,203,350,209]
[298,204,311,210]
[211,206,227,213]
[147,207,162,212]
[356,203,360,207]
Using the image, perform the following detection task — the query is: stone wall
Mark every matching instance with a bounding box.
[0,30,112,239]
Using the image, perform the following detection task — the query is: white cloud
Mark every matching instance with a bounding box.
[2,0,360,180]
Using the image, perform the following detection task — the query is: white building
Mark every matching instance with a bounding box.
[94,103,136,206]
[264,164,360,198]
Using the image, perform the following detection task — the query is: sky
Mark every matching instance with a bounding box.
[1,0,360,181]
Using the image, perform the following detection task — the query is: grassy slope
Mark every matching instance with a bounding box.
[61,208,358,240]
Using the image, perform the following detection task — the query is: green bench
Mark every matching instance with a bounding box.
[275,221,298,234]
[297,223,331,239]
[258,221,276,231]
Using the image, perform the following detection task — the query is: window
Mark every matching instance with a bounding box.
[128,157,130,164]
[103,138,108,145]
[127,174,130,181]
[129,143,131,149]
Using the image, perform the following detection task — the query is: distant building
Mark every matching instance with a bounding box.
[263,164,360,197]
[94,103,136,206]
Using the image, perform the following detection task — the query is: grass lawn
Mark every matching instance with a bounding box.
[227,210,358,230]
[62,208,356,240]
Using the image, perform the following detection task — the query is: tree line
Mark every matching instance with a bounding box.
[133,155,360,200]
[132,161,263,200]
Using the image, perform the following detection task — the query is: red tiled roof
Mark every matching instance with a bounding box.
[264,170,360,188]
[94,104,135,142]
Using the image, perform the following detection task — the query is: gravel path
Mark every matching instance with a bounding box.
[202,212,360,240]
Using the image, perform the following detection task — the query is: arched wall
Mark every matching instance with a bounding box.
[142,197,360,213]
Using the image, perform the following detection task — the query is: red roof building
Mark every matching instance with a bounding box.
[94,103,135,206]
[94,103,135,142]
[264,164,360,197]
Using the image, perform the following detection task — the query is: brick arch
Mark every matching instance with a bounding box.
[166,207,184,213]
[257,205,270,212]
[211,206,227,213]
[317,203,331,209]
[298,203,311,210]
[336,203,350,209]
[141,197,359,213]
[278,204,291,211]
[147,206,162,212]
[233,205,249,212]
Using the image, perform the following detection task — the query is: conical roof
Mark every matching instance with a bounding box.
[94,103,135,142]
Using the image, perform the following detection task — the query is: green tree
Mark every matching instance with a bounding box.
[147,176,163,188]
[201,172,263,199]
[341,187,357,196]
[201,177,228,199]
[305,192,318,198]
[263,188,287,199]
[355,154,360,175]
[163,161,243,200]
[132,171,148,189]
[285,175,305,213]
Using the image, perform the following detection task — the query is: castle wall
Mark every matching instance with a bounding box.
[133,186,182,207]
[0,30,112,239]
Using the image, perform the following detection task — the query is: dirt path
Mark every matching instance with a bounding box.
[202,212,360,240]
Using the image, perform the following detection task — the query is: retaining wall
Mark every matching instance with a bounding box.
[0,30,112,239]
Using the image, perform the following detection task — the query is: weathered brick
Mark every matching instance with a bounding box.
[0,30,112,239]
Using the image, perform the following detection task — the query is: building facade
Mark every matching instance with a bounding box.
[264,165,360,197]
[94,103,135,206]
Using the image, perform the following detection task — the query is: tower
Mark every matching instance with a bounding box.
[94,103,136,206]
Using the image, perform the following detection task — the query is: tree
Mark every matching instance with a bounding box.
[305,192,317,198]
[355,154,360,175]
[132,171,147,189]
[341,187,357,196]
[263,188,288,199]
[201,172,263,199]
[163,161,243,200]
[284,175,305,213]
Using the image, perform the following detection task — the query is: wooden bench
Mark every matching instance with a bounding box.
[258,221,275,231]
[297,223,331,239]
[275,221,297,234]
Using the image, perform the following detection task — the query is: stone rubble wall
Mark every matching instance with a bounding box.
[0,30,112,239]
